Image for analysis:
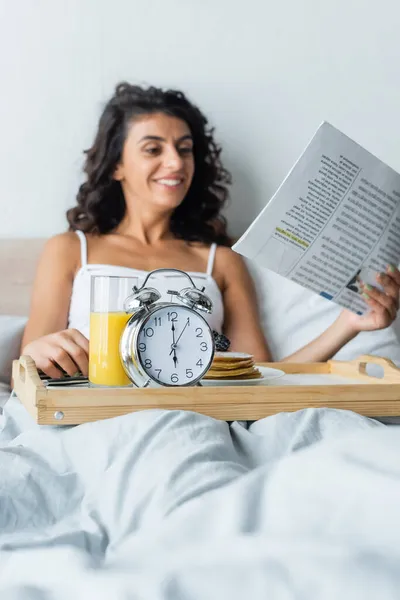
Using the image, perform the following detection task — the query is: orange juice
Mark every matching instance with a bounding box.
[89,311,133,386]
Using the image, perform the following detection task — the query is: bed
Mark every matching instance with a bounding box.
[1,238,400,598]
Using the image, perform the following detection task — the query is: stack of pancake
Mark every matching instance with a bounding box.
[204,352,262,380]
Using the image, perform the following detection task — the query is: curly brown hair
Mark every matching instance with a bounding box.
[66,82,232,246]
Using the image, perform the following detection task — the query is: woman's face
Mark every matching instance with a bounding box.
[114,112,195,213]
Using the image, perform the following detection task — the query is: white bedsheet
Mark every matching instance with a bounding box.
[1,393,400,599]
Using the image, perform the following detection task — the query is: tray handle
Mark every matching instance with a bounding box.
[329,354,400,382]
[12,355,45,393]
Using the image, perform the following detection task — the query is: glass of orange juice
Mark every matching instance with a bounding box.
[89,275,138,387]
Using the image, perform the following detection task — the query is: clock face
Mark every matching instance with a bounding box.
[136,304,214,386]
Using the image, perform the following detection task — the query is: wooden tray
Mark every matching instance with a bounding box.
[12,354,400,426]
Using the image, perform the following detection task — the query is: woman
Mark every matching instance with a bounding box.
[21,83,400,378]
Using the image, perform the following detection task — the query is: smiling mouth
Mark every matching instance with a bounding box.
[155,178,184,189]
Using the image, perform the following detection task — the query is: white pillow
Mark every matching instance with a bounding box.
[247,262,400,365]
[0,316,27,384]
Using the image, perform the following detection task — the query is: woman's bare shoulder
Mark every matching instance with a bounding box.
[215,246,247,269]
[40,232,81,273]
[212,246,251,289]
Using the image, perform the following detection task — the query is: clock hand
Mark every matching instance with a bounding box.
[171,323,178,366]
[169,321,189,356]
[174,321,189,347]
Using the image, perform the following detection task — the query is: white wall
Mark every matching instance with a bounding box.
[1,0,400,238]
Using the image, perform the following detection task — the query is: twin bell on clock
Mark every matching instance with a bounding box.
[119,268,227,388]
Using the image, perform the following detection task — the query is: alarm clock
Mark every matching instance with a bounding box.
[119,269,215,388]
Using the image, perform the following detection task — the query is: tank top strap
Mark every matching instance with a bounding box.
[206,243,217,277]
[75,230,88,268]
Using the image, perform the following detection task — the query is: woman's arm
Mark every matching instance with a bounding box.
[282,313,357,362]
[217,248,271,362]
[219,250,400,364]
[22,234,76,344]
[284,266,400,362]
[219,247,354,363]
[21,233,89,378]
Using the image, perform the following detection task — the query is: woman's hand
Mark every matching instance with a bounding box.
[22,329,89,378]
[339,265,400,333]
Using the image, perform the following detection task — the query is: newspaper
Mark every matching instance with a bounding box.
[233,122,400,315]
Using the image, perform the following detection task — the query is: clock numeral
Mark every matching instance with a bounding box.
[154,317,162,327]
[186,369,193,379]
[143,327,154,338]
[168,311,178,322]
[195,327,203,338]
[171,373,179,384]
[186,317,191,326]
[196,359,203,368]
[200,342,208,352]
[138,343,146,352]
[155,369,162,379]
[144,359,152,369]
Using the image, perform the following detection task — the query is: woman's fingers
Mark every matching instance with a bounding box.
[67,329,89,354]
[49,345,80,377]
[361,283,397,320]
[376,272,400,308]
[22,341,65,378]
[58,330,89,376]
[363,266,400,322]
[386,264,400,287]
[22,329,90,379]
[36,357,65,379]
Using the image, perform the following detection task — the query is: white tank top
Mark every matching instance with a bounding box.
[68,231,225,339]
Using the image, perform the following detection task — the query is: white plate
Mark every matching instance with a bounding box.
[201,366,285,387]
